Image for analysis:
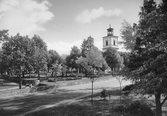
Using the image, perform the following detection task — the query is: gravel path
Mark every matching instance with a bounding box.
[59,77,131,93]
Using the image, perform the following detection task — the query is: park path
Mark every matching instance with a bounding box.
[0,77,131,116]
[59,77,131,92]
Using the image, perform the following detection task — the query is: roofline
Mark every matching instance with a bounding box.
[103,35,118,38]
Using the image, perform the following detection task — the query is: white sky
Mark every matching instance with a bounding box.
[0,0,162,55]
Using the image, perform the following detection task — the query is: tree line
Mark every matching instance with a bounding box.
[0,31,124,82]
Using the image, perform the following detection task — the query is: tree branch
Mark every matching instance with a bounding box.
[161,96,167,106]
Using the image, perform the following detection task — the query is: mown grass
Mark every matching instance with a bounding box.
[26,98,141,116]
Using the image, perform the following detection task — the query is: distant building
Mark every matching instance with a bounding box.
[102,25,118,51]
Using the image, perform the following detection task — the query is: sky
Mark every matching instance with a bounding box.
[0,0,162,55]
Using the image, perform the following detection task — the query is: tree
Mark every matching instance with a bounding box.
[47,50,61,73]
[76,37,109,105]
[104,47,125,102]
[66,46,81,73]
[120,20,137,51]
[0,30,9,43]
[127,0,167,116]
[81,36,94,56]
[1,34,34,89]
[31,35,48,80]
[52,62,62,82]
[103,47,123,73]
[119,52,130,67]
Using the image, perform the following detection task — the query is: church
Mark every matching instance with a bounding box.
[102,25,118,51]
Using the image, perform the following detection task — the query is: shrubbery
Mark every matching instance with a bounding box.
[112,101,155,116]
[30,83,55,92]
[100,89,108,100]
[122,84,134,91]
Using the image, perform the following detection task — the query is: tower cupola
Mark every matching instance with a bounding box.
[107,24,114,36]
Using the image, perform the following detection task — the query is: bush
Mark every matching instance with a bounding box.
[70,73,76,77]
[112,101,154,116]
[100,89,108,100]
[30,84,55,92]
[126,101,155,116]
[48,79,55,82]
[122,84,134,91]
[78,73,85,77]
[112,104,126,112]
[22,79,40,86]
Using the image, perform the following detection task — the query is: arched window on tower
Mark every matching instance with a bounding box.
[106,40,108,46]
[113,40,116,46]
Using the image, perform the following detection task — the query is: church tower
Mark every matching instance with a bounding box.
[102,25,118,50]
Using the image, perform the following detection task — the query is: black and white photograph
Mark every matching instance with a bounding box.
[0,0,166,116]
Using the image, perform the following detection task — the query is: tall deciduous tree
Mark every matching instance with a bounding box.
[76,36,108,105]
[103,47,123,73]
[47,50,61,72]
[66,46,81,72]
[81,36,94,56]
[2,34,34,88]
[120,20,137,51]
[128,0,167,116]
[31,35,48,80]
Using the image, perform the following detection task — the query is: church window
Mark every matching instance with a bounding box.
[106,40,108,46]
[113,40,116,45]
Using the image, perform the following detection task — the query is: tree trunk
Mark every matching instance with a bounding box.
[19,74,22,89]
[91,81,94,105]
[155,92,162,116]
[37,71,40,80]
[22,71,25,78]
[119,82,122,102]
[29,71,31,78]
[52,71,53,77]
[77,68,79,75]
[54,73,57,83]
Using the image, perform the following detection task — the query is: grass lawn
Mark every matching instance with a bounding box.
[0,79,18,91]
[25,90,142,116]
[26,100,139,116]
[25,89,167,116]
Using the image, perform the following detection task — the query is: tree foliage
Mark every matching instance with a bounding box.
[66,46,81,70]
[77,36,108,72]
[120,20,136,51]
[81,36,94,57]
[1,33,48,87]
[127,0,167,116]
[0,30,9,43]
[47,50,61,72]
[103,47,123,72]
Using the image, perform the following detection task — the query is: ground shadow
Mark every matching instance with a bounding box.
[0,90,87,116]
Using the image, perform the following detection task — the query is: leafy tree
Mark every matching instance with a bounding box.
[103,47,123,73]
[52,62,62,82]
[120,20,137,51]
[128,0,167,116]
[0,30,9,43]
[31,35,48,80]
[76,37,109,105]
[119,52,130,67]
[77,46,108,72]
[104,47,125,102]
[47,50,61,72]
[1,34,34,88]
[66,46,81,73]
[81,36,94,56]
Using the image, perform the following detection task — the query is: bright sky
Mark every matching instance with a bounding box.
[0,0,162,55]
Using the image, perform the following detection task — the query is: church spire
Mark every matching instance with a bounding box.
[107,24,114,36]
